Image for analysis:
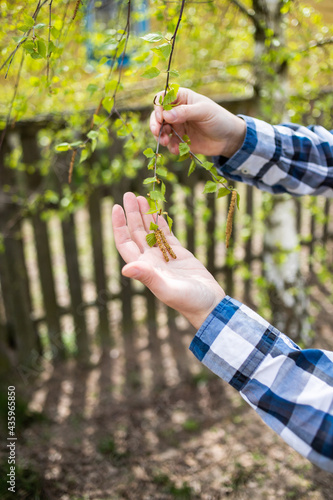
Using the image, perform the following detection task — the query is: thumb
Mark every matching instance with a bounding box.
[122,261,156,289]
[162,103,206,125]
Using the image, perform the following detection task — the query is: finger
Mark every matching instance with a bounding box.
[136,195,156,233]
[162,102,205,125]
[112,204,141,263]
[137,196,181,246]
[123,192,150,252]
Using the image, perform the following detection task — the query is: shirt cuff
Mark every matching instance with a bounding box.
[214,115,282,181]
[189,296,280,392]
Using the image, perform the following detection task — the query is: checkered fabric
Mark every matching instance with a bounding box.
[215,116,333,197]
[190,296,333,472]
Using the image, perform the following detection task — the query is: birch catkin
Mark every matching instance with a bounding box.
[72,0,81,20]
[225,190,237,249]
[68,149,77,184]
[155,229,177,262]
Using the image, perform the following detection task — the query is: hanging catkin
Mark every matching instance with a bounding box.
[225,190,237,249]
[72,0,81,20]
[155,229,177,262]
[68,149,77,184]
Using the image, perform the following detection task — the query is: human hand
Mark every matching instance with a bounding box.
[150,87,246,157]
[112,192,226,330]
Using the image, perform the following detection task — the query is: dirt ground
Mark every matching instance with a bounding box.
[2,281,333,500]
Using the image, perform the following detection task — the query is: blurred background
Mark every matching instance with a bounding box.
[0,1,333,498]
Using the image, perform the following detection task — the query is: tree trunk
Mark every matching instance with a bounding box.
[252,0,311,344]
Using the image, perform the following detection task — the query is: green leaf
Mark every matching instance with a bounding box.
[51,27,60,38]
[188,160,196,177]
[146,233,157,247]
[23,15,35,28]
[80,148,89,164]
[179,142,190,156]
[163,83,180,107]
[56,142,70,152]
[152,43,172,60]
[87,83,98,96]
[34,23,47,29]
[105,79,118,94]
[167,215,173,232]
[48,41,55,55]
[203,181,218,194]
[236,192,240,210]
[145,208,159,215]
[156,167,168,177]
[22,40,35,54]
[37,39,46,58]
[150,222,159,231]
[147,157,156,170]
[141,67,160,79]
[202,161,214,171]
[217,187,230,198]
[161,181,166,196]
[143,148,155,158]
[149,190,165,202]
[69,140,84,148]
[140,33,163,42]
[87,130,99,140]
[167,69,179,78]
[143,177,157,185]
[102,96,114,114]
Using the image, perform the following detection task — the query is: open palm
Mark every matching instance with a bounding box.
[112,192,225,329]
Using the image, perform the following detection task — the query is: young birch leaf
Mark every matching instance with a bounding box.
[56,142,70,152]
[236,192,240,210]
[152,43,172,60]
[179,142,190,156]
[167,69,179,78]
[156,167,168,177]
[167,215,173,232]
[149,190,165,202]
[37,40,46,58]
[141,67,160,79]
[217,187,230,198]
[80,148,89,164]
[143,177,157,185]
[140,33,163,42]
[146,233,157,247]
[102,96,114,114]
[143,148,155,158]
[150,222,159,231]
[203,181,218,194]
[188,160,196,176]
[202,161,214,171]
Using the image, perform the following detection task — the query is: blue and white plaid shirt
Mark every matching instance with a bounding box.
[190,116,333,472]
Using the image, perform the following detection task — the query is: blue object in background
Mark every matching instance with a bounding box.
[85,0,150,67]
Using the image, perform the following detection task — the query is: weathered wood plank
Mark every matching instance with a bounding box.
[88,188,111,349]
[61,214,90,362]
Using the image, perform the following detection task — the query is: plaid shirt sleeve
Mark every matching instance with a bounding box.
[189,296,333,472]
[215,116,333,197]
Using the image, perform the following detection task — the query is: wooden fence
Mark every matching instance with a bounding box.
[1,110,333,383]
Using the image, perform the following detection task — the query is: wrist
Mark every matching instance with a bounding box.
[184,290,226,330]
[219,115,246,158]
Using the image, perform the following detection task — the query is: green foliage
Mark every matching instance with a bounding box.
[0,0,332,223]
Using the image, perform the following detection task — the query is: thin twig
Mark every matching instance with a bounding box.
[163,0,186,96]
[0,50,25,152]
[169,125,232,192]
[0,0,48,76]
[46,0,53,85]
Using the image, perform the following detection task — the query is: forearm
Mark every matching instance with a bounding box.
[189,296,333,472]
